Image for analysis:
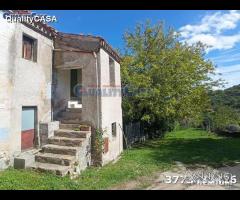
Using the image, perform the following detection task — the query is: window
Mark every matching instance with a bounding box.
[112,122,117,137]
[22,34,37,62]
[109,57,115,86]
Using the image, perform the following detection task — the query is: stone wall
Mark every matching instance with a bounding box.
[0,11,18,169]
[39,121,59,147]
[0,11,53,170]
[0,152,10,171]
[76,131,91,173]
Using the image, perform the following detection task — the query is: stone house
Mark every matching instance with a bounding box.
[0,10,123,176]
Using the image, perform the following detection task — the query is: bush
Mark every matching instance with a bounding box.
[203,105,240,135]
[213,106,240,131]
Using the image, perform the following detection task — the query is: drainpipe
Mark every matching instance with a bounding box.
[51,46,55,122]
[93,52,100,130]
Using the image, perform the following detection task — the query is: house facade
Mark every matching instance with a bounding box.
[0,10,123,175]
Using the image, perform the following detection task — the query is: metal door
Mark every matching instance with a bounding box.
[21,107,36,151]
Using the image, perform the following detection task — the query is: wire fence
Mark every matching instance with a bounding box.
[123,122,146,149]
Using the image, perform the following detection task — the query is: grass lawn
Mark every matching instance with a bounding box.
[1,128,240,190]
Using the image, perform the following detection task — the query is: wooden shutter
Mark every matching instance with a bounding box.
[22,36,33,60]
[26,41,32,60]
[104,137,109,153]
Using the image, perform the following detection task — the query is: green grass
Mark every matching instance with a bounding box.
[1,128,240,190]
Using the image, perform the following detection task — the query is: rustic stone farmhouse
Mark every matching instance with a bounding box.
[0,10,123,176]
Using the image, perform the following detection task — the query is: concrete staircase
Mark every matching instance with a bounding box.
[59,108,82,124]
[31,108,91,177]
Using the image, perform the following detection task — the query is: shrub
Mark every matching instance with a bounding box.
[91,129,106,166]
[212,106,240,131]
[203,105,240,135]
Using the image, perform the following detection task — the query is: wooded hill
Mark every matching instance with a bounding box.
[210,84,240,111]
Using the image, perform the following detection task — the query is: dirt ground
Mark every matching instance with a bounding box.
[110,162,240,190]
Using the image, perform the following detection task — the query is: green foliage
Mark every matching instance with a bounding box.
[94,129,105,154]
[209,84,240,112]
[212,106,240,130]
[211,106,240,132]
[91,129,106,166]
[202,105,240,135]
[203,85,240,134]
[172,121,182,131]
[121,21,217,134]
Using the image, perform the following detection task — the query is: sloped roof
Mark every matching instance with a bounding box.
[55,32,121,63]
[5,10,58,39]
[3,10,121,62]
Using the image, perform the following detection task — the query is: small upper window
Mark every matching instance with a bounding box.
[22,34,37,62]
[112,122,117,137]
[109,57,115,86]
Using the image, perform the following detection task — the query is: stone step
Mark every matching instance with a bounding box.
[66,108,82,113]
[79,125,91,132]
[54,129,88,138]
[35,153,75,166]
[59,123,81,130]
[59,123,91,132]
[41,144,79,156]
[48,136,84,147]
[30,162,72,176]
[61,111,82,120]
[61,119,83,124]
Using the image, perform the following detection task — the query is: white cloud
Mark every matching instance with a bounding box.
[213,64,240,88]
[180,10,240,52]
[216,64,240,74]
[211,52,240,63]
[210,48,240,59]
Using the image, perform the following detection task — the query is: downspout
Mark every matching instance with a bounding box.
[93,51,100,130]
[51,40,55,122]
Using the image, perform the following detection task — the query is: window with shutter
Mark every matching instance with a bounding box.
[22,34,37,62]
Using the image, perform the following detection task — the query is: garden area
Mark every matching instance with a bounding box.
[1,128,240,190]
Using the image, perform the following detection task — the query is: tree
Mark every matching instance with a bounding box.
[213,106,240,130]
[121,21,218,134]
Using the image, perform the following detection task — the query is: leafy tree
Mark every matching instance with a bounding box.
[121,21,218,134]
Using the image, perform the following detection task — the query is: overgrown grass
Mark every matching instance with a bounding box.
[1,128,240,190]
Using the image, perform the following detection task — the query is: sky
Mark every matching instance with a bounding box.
[35,10,240,89]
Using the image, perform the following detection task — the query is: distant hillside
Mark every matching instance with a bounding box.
[210,84,240,111]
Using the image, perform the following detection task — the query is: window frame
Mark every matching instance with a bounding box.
[111,122,117,137]
[22,33,38,62]
[109,57,115,87]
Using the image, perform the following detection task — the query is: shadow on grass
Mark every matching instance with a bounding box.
[133,137,240,168]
